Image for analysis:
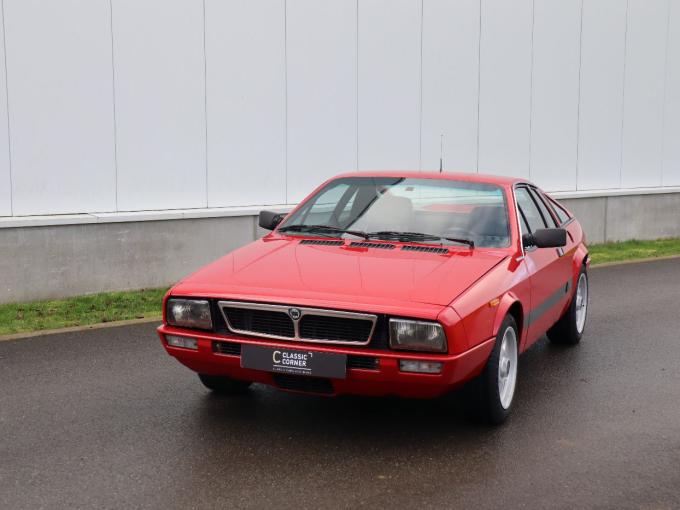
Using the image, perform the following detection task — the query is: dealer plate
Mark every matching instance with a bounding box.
[240,344,347,379]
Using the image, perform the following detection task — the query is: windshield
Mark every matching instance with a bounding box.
[279,177,510,248]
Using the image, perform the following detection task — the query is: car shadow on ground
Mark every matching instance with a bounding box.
[185,335,583,454]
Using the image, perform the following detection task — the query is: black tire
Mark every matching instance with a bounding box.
[198,374,252,395]
[547,266,588,345]
[476,314,519,425]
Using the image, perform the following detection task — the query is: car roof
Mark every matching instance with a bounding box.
[332,170,529,187]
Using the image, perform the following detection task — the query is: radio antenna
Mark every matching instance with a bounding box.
[439,134,444,173]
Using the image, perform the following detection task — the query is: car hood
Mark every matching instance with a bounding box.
[172,237,508,310]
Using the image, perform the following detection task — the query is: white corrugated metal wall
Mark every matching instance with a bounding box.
[0,0,678,217]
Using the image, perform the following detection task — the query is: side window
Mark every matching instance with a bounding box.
[529,188,557,228]
[546,197,571,225]
[290,182,351,226]
[515,187,546,233]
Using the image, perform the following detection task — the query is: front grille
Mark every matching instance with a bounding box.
[347,355,379,370]
[222,307,295,338]
[348,241,396,250]
[273,374,334,394]
[401,245,449,255]
[213,341,241,356]
[299,239,344,246]
[299,314,373,343]
[218,301,377,345]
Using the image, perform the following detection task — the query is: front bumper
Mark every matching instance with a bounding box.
[157,325,495,398]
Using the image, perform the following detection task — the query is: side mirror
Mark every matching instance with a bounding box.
[523,228,567,249]
[258,210,285,230]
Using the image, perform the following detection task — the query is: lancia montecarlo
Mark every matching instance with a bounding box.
[157,171,589,424]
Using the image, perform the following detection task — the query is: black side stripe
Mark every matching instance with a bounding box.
[527,280,571,326]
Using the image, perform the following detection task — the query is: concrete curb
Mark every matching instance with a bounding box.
[1,254,679,343]
[589,253,680,269]
[0,316,162,343]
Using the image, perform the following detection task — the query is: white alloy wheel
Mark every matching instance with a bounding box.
[498,326,518,410]
[575,272,588,334]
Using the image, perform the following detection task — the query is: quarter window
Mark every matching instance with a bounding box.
[546,197,571,225]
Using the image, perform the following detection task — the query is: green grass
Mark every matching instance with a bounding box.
[0,288,168,336]
[588,237,680,265]
[1,238,680,336]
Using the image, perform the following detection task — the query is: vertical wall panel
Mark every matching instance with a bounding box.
[206,0,286,207]
[478,0,533,178]
[577,0,628,190]
[0,7,11,216]
[530,0,581,191]
[358,0,421,170]
[621,0,668,188]
[4,0,116,216]
[112,0,206,211]
[420,0,479,173]
[663,0,680,185]
[286,0,357,203]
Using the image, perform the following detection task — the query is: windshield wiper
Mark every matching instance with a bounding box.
[366,231,474,248]
[277,224,369,239]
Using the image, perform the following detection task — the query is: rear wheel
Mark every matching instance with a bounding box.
[198,374,252,395]
[476,314,519,425]
[547,266,588,345]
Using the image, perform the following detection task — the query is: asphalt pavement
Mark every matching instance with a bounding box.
[1,258,679,510]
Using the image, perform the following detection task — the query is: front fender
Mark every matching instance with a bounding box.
[492,292,524,339]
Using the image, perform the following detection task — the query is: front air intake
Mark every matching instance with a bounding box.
[348,242,396,250]
[401,245,449,255]
[273,374,334,394]
[212,341,242,356]
[347,355,379,370]
[299,239,344,246]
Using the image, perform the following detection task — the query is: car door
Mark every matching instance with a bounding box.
[514,186,570,347]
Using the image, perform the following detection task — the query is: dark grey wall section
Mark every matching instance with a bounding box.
[559,197,607,244]
[559,192,680,244]
[1,192,679,304]
[0,216,256,304]
[603,193,680,241]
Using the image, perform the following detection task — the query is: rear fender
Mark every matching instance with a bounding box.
[574,243,589,272]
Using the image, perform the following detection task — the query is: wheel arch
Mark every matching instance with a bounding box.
[492,294,524,340]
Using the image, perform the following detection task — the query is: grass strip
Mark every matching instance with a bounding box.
[588,237,680,265]
[0,288,168,335]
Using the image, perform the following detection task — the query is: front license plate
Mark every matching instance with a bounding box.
[240,344,347,379]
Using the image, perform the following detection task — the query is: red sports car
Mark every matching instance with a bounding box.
[158,171,589,423]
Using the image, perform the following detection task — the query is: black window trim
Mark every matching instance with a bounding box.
[543,193,574,228]
[512,184,530,257]
[522,185,554,228]
[515,185,547,231]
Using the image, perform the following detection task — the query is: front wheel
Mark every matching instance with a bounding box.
[476,314,519,425]
[547,267,588,345]
[198,374,252,395]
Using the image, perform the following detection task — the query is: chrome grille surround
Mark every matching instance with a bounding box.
[217,301,378,345]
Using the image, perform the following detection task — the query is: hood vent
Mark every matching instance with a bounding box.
[401,245,449,255]
[348,241,396,250]
[299,239,344,246]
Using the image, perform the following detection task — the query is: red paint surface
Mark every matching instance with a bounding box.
[159,171,587,398]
